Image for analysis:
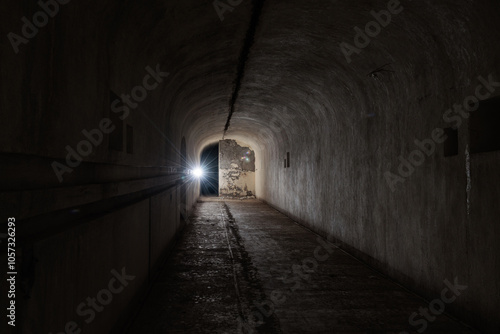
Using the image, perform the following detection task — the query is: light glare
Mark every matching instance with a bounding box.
[193,167,204,178]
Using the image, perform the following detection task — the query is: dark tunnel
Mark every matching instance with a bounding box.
[1,0,499,333]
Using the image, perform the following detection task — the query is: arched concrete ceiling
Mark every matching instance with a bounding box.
[105,0,499,159]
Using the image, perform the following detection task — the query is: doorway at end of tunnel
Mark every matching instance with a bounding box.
[200,143,219,196]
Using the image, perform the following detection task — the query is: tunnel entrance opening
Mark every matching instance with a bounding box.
[200,143,219,196]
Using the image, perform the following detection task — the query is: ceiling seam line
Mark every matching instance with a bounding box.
[222,0,266,139]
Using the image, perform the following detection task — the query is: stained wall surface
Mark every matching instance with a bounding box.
[219,139,255,197]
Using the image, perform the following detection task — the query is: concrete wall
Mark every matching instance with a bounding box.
[0,1,200,333]
[25,202,150,334]
[219,139,255,197]
[251,2,500,332]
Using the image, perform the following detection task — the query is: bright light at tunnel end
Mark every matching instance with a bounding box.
[191,167,204,178]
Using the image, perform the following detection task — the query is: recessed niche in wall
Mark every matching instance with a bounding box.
[470,96,500,154]
[287,152,290,168]
[109,90,123,151]
[443,128,458,157]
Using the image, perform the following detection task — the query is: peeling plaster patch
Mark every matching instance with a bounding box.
[219,140,255,197]
[219,139,255,171]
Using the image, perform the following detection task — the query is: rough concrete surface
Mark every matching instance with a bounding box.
[219,139,256,197]
[127,198,476,333]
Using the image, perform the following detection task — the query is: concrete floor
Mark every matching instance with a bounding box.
[126,198,476,334]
